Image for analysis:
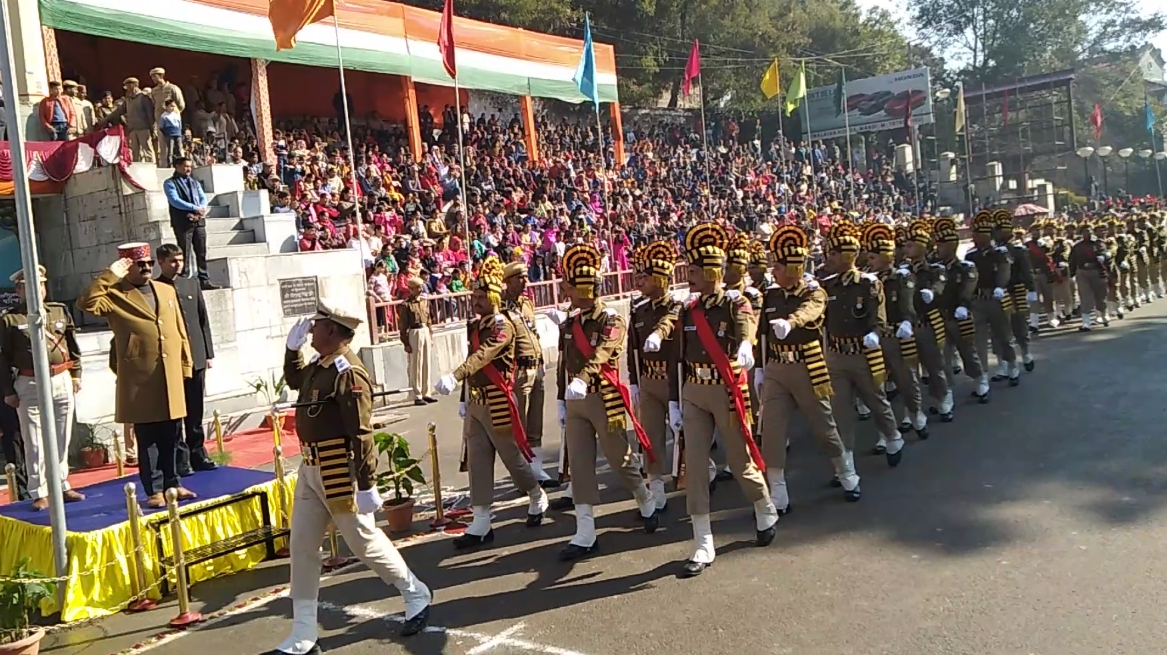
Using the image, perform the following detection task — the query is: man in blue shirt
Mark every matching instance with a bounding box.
[163,157,220,290]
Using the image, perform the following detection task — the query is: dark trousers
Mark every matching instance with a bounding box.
[135,419,182,496]
[172,221,209,282]
[175,368,209,471]
[0,403,28,500]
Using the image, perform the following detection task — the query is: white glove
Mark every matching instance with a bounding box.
[565,377,588,400]
[1026,291,1038,303]
[770,318,792,340]
[668,401,683,433]
[919,288,934,304]
[629,384,640,407]
[1121,261,1130,270]
[863,332,881,349]
[435,373,457,396]
[355,487,383,515]
[736,340,755,370]
[546,309,567,325]
[753,368,764,390]
[955,306,970,320]
[992,287,1005,300]
[557,400,567,427]
[1096,255,1106,265]
[285,317,312,350]
[458,402,466,418]
[643,332,662,353]
[895,320,913,340]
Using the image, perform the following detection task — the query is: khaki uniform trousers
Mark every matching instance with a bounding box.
[129,129,155,164]
[1035,276,1055,316]
[157,128,175,167]
[914,321,948,403]
[681,383,768,515]
[758,361,844,471]
[1009,302,1031,358]
[943,316,985,387]
[1158,257,1167,292]
[513,366,545,447]
[288,462,425,606]
[16,371,75,500]
[564,393,647,507]
[465,401,537,507]
[1150,256,1163,291]
[1075,269,1108,318]
[637,376,671,477]
[879,336,922,419]
[1051,279,1074,316]
[1136,259,1150,296]
[1116,267,1136,307]
[825,351,898,452]
[972,297,1016,370]
[406,328,432,400]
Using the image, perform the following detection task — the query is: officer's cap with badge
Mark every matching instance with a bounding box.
[10,265,47,285]
[992,208,1014,234]
[825,220,861,257]
[768,224,809,278]
[725,231,753,275]
[684,222,729,282]
[907,219,932,247]
[971,210,996,236]
[933,217,961,245]
[862,222,896,258]
[313,298,364,334]
[502,260,527,282]
[562,244,602,298]
[643,239,678,287]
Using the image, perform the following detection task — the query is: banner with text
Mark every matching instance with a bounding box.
[802,67,934,141]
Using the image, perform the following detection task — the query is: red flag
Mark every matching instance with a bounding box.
[682,40,701,96]
[1002,89,1010,127]
[1090,103,1104,141]
[438,0,456,80]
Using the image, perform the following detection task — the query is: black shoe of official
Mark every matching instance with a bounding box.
[991,372,1008,382]
[549,496,574,511]
[400,606,429,637]
[1008,375,1021,387]
[642,511,660,534]
[1024,359,1035,373]
[920,375,930,386]
[452,530,493,550]
[886,386,899,401]
[423,396,438,404]
[526,513,544,527]
[844,485,862,502]
[857,412,871,422]
[539,478,562,490]
[714,469,733,482]
[871,444,886,455]
[886,449,903,468]
[413,399,427,406]
[268,643,322,655]
[940,411,954,423]
[558,541,599,562]
[977,390,991,404]
[192,459,219,472]
[756,523,778,547]
[829,477,843,488]
[177,467,195,478]
[680,560,710,578]
[928,407,939,415]
[899,420,911,432]
[200,281,223,291]
[1029,325,1040,335]
[952,365,962,376]
[916,427,930,440]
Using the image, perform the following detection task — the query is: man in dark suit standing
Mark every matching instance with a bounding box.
[163,156,220,290]
[156,243,217,474]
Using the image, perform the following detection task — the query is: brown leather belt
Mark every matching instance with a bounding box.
[19,361,73,377]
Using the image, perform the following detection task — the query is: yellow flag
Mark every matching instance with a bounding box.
[269,0,335,51]
[784,62,807,116]
[954,82,967,135]
[760,59,781,100]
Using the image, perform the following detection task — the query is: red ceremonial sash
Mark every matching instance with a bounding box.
[570,319,656,463]
[690,304,766,472]
[469,327,534,461]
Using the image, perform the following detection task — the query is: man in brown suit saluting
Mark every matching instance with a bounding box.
[77,243,196,508]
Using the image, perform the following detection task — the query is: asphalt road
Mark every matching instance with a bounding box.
[42,299,1167,655]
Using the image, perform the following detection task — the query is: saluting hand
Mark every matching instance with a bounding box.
[109,258,133,278]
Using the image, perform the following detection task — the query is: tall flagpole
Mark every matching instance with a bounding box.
[331,14,362,235]
[453,77,471,264]
[594,104,615,268]
[697,69,712,183]
[0,0,69,600]
[840,66,855,206]
[802,74,818,207]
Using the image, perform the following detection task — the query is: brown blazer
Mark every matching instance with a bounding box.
[77,270,193,424]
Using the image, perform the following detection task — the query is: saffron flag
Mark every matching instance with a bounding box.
[682,40,701,97]
[438,0,456,80]
[760,59,780,100]
[573,13,600,106]
[269,0,334,51]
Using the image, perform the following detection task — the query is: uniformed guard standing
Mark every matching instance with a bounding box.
[1069,221,1111,331]
[500,260,555,488]
[965,211,1020,386]
[1026,220,1061,330]
[756,225,858,508]
[434,258,549,548]
[669,223,777,578]
[995,211,1036,373]
[820,222,905,467]
[273,301,431,654]
[1048,223,1075,323]
[1131,216,1152,306]
[0,266,84,511]
[862,223,929,443]
[713,232,761,480]
[629,240,683,513]
[1116,219,1138,314]
[902,220,952,421]
[398,278,436,406]
[556,244,659,562]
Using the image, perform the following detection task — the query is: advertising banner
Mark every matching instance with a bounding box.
[801,67,934,141]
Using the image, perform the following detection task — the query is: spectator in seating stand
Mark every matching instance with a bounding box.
[100,77,155,162]
[38,81,74,141]
[62,81,92,136]
[159,99,184,161]
[149,67,185,167]
[299,225,325,252]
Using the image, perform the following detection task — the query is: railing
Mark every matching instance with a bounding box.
[368,267,688,344]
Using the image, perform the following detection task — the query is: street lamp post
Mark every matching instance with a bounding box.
[1076,146,1095,205]
[1096,146,1113,198]
[1154,151,1166,197]
[1118,147,1133,195]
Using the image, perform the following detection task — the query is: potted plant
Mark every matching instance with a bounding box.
[76,425,109,470]
[374,432,425,533]
[247,373,291,430]
[0,558,57,655]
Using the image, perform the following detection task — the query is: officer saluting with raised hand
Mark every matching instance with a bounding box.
[270,301,431,654]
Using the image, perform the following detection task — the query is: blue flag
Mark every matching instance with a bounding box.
[573,13,600,108]
[1146,94,1157,135]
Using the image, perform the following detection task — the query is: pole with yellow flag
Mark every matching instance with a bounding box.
[760,58,784,142]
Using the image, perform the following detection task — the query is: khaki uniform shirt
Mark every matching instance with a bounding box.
[933,255,977,314]
[284,346,377,491]
[667,289,753,401]
[151,82,186,122]
[0,302,82,397]
[757,279,826,353]
[907,259,947,319]
[822,269,886,339]
[557,300,626,398]
[626,293,681,385]
[397,296,430,331]
[877,266,917,329]
[453,313,516,389]
[965,243,1013,291]
[501,294,542,367]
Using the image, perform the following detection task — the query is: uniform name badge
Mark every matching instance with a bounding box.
[717,321,727,337]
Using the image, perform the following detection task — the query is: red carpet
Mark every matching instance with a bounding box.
[0,419,300,507]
